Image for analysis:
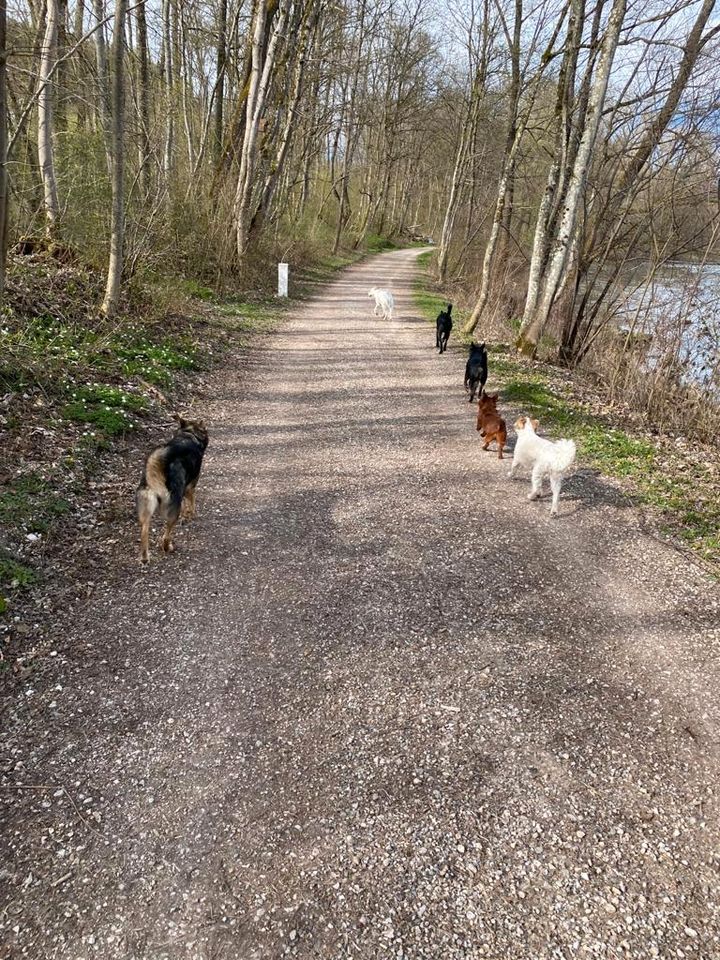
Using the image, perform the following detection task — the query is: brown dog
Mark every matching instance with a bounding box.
[476,392,507,459]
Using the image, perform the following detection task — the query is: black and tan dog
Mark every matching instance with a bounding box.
[137,417,209,563]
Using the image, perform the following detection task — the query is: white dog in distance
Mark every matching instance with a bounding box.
[509,416,576,516]
[368,287,394,320]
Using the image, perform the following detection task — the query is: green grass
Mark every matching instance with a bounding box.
[365,233,398,253]
[499,370,718,560]
[0,554,36,589]
[62,384,149,435]
[0,473,70,534]
[0,551,37,612]
[410,249,477,342]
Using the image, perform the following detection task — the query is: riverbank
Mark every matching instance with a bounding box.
[414,254,720,572]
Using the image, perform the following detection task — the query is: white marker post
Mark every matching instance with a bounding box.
[278,262,289,298]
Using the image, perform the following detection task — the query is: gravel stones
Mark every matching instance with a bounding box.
[1,249,719,959]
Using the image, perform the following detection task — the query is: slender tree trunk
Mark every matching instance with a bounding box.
[234,0,288,264]
[55,0,68,131]
[463,0,524,335]
[517,0,627,355]
[332,0,367,253]
[249,5,317,239]
[214,0,227,161]
[73,0,84,35]
[0,0,8,298]
[437,0,491,283]
[101,0,127,317]
[91,0,110,161]
[38,0,60,235]
[135,0,150,196]
[162,0,174,183]
[558,0,719,363]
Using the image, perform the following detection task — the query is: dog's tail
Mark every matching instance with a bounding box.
[166,460,187,521]
[548,439,576,473]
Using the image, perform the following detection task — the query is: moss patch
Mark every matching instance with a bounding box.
[0,473,70,534]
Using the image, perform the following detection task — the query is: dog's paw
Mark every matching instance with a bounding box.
[528,492,540,501]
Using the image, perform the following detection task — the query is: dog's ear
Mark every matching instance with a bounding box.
[177,416,189,430]
[197,420,206,430]
[531,418,540,430]
[478,341,486,350]
[488,392,498,400]
[515,416,526,429]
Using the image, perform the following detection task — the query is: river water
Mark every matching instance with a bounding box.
[618,262,719,395]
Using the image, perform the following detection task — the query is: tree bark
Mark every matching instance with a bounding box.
[162,0,174,183]
[134,0,150,196]
[91,0,111,162]
[517,0,627,355]
[249,4,318,240]
[38,0,60,235]
[214,0,227,161]
[234,0,289,264]
[101,0,127,317]
[0,0,8,298]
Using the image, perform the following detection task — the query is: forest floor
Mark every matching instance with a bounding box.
[1,247,719,959]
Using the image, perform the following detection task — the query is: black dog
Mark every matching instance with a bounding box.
[464,342,488,402]
[436,303,453,354]
[136,417,209,563]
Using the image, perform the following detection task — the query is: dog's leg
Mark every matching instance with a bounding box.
[137,489,157,564]
[181,482,197,521]
[162,502,181,554]
[550,475,562,516]
[528,464,543,501]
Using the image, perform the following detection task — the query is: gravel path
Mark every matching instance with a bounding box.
[2,248,720,960]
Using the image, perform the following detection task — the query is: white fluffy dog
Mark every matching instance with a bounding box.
[509,416,576,516]
[368,287,394,320]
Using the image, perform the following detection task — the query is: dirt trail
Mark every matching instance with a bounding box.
[2,248,720,960]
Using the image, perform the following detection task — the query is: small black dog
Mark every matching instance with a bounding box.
[464,342,488,402]
[436,303,453,354]
[137,417,209,563]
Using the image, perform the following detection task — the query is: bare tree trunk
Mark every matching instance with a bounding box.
[249,4,317,239]
[214,0,227,161]
[437,0,491,282]
[73,0,84,35]
[101,0,127,317]
[0,0,8,298]
[436,114,472,281]
[332,0,368,253]
[162,0,174,183]
[517,0,627,355]
[134,0,150,196]
[55,0,68,132]
[234,0,289,264]
[558,0,720,363]
[38,0,60,235]
[463,0,527,335]
[91,0,110,161]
